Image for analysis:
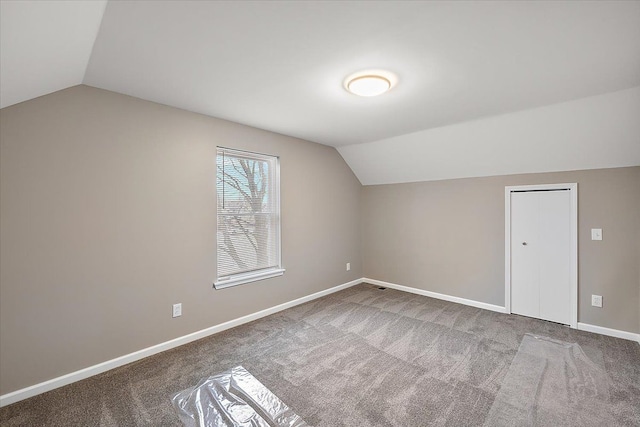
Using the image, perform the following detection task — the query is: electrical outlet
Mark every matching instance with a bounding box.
[172,303,182,318]
[346,262,351,271]
[591,295,603,308]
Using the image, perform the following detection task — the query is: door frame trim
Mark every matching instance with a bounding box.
[504,183,578,328]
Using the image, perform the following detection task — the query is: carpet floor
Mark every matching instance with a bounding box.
[1,283,639,426]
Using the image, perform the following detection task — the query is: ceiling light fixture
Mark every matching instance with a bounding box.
[347,75,390,97]
[344,70,397,97]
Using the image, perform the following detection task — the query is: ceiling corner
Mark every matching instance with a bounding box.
[0,0,108,109]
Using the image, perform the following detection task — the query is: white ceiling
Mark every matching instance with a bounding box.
[339,87,640,185]
[1,1,639,183]
[84,1,640,147]
[0,0,106,109]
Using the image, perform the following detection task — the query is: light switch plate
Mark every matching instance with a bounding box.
[591,295,603,308]
[591,228,602,241]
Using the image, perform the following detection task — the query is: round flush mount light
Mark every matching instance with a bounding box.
[344,70,397,97]
[347,75,390,96]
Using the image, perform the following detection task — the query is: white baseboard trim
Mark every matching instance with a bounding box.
[577,322,640,344]
[0,278,362,408]
[5,278,636,408]
[363,278,507,314]
[364,278,640,344]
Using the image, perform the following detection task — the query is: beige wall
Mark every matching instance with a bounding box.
[0,86,363,395]
[1,84,638,398]
[362,167,640,333]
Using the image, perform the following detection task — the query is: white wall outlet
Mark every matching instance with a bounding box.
[172,303,182,318]
[591,228,602,241]
[346,262,351,271]
[591,295,603,308]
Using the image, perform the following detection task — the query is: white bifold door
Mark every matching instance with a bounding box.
[510,190,571,325]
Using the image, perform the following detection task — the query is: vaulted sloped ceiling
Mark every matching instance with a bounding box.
[339,87,640,184]
[1,1,639,185]
[0,0,107,109]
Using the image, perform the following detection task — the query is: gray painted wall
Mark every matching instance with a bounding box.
[0,86,363,395]
[362,167,640,333]
[1,85,638,398]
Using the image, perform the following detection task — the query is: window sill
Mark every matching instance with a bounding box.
[214,268,285,290]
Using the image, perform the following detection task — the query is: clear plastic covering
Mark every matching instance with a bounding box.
[484,334,612,426]
[171,366,308,427]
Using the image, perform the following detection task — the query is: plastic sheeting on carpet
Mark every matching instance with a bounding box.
[171,365,307,427]
[484,333,614,427]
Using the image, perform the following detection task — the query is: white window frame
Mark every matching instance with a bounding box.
[214,147,284,289]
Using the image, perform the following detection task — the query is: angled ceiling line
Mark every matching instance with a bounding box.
[81,0,110,85]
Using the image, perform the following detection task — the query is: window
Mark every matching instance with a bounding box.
[214,147,283,289]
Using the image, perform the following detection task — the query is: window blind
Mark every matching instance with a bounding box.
[216,148,281,281]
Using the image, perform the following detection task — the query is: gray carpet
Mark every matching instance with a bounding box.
[1,283,639,426]
[485,334,616,426]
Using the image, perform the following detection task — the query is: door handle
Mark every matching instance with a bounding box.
[522,242,528,246]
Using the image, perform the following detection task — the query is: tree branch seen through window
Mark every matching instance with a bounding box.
[216,148,281,282]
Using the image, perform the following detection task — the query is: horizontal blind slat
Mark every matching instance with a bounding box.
[216,148,280,279]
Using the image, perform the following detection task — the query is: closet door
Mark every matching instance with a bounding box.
[511,190,571,325]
